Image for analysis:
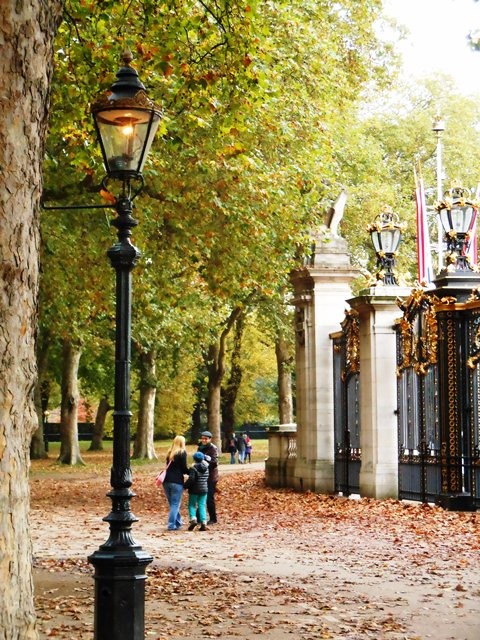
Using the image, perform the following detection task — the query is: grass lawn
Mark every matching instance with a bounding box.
[30,439,269,475]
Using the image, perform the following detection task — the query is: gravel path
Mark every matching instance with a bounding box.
[31,463,480,640]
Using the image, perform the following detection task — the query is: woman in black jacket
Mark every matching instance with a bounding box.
[163,435,189,530]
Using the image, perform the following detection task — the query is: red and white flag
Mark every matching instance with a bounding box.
[414,166,434,285]
[463,215,477,266]
[469,183,480,266]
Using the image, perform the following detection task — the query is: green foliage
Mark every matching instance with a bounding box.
[226,317,279,426]
[314,69,480,290]
[153,354,199,438]
[40,0,395,423]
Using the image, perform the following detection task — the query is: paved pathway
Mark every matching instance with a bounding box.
[31,462,480,640]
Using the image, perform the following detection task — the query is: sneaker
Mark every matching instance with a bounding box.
[200,523,207,531]
[207,520,217,525]
[188,520,197,531]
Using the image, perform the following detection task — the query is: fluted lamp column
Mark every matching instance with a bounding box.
[88,51,162,640]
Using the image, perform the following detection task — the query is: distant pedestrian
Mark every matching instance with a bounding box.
[227,432,237,464]
[235,432,246,464]
[185,451,209,531]
[162,435,189,531]
[244,433,253,463]
[197,431,219,524]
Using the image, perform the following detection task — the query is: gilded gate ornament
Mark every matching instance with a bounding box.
[467,315,480,369]
[340,309,359,381]
[467,291,480,369]
[396,288,440,376]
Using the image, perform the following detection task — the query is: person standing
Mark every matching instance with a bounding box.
[197,431,219,524]
[227,432,237,464]
[185,451,209,531]
[235,432,246,464]
[244,433,253,463]
[163,435,189,531]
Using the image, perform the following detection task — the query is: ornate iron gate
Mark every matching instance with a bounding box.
[397,289,480,508]
[396,291,442,502]
[332,310,360,496]
[461,309,480,507]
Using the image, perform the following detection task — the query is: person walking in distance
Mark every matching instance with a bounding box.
[227,432,237,464]
[197,431,219,524]
[235,432,246,464]
[244,433,253,463]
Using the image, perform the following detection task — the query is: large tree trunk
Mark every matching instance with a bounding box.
[221,313,244,434]
[132,349,158,460]
[58,340,85,466]
[206,307,243,451]
[0,2,62,637]
[275,334,294,424]
[88,396,112,451]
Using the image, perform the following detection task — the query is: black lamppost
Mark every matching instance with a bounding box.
[87,51,162,640]
[367,209,403,285]
[436,186,478,272]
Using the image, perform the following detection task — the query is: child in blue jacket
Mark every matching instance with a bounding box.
[185,451,209,531]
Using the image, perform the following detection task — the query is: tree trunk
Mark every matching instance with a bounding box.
[191,402,203,444]
[221,313,244,434]
[275,335,294,424]
[88,396,112,451]
[206,345,223,451]
[132,349,158,460]
[31,341,51,459]
[30,381,48,459]
[0,2,62,637]
[206,307,243,451]
[58,340,85,466]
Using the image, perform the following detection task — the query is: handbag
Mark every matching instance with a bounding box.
[155,460,172,487]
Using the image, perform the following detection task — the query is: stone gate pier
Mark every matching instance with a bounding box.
[283,230,358,493]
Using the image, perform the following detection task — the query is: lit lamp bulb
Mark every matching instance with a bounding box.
[121,123,134,137]
[120,121,135,162]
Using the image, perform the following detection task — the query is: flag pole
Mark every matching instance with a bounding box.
[432,115,445,270]
[414,163,433,285]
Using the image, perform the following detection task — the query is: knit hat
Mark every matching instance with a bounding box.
[200,431,212,438]
[193,451,205,462]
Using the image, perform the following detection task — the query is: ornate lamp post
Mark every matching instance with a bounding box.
[87,52,162,640]
[367,209,403,285]
[436,186,478,272]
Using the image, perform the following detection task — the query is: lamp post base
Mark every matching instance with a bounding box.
[89,546,153,640]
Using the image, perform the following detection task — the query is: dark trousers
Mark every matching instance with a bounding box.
[206,481,217,522]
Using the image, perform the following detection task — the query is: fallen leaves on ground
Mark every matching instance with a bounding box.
[31,470,480,640]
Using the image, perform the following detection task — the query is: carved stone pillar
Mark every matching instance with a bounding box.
[349,287,410,499]
[290,232,357,493]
